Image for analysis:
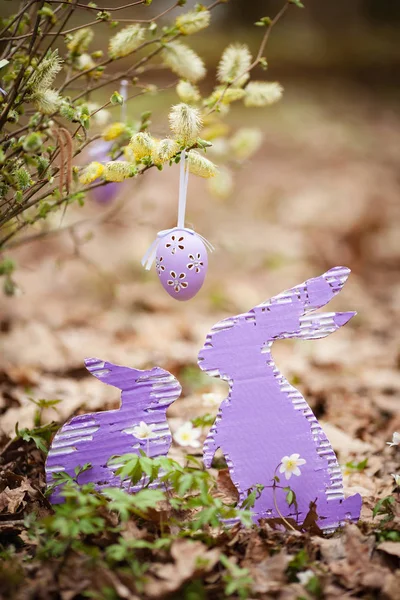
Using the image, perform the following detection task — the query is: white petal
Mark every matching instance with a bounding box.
[284,471,292,480]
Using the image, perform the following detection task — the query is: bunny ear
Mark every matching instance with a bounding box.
[257,266,351,315]
[304,266,351,312]
[84,357,112,378]
[84,357,142,390]
[294,311,356,340]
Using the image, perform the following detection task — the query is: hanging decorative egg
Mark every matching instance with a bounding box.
[155,228,208,301]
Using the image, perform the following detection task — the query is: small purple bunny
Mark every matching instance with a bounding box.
[45,358,181,503]
[198,267,362,531]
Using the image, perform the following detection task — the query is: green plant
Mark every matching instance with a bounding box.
[220,554,253,599]
[15,420,59,453]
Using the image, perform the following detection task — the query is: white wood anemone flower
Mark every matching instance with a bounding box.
[392,473,400,486]
[202,392,224,408]
[387,432,400,447]
[297,570,315,586]
[132,421,157,440]
[279,453,306,480]
[174,422,201,448]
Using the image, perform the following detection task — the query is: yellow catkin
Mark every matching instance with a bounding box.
[79,161,104,185]
[152,138,179,164]
[169,103,202,146]
[187,150,217,178]
[129,132,155,160]
[102,122,126,141]
[176,9,211,35]
[104,161,133,182]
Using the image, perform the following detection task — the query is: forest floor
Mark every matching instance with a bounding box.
[1,79,400,599]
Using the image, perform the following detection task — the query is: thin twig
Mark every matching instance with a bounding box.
[209,1,290,114]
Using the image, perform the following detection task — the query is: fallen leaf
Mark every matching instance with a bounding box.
[144,539,220,597]
[0,480,36,514]
[377,541,400,558]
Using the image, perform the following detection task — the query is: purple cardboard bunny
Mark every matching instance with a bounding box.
[198,267,362,531]
[46,358,181,503]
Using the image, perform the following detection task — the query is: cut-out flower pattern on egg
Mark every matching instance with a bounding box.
[166,235,185,255]
[167,271,188,293]
[155,257,165,275]
[187,253,204,274]
[155,228,208,301]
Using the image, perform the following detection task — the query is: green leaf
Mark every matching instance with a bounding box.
[289,0,305,7]
[255,16,272,26]
[110,91,123,106]
[373,495,395,519]
[0,258,15,276]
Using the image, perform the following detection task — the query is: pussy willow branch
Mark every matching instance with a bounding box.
[0,0,223,248]
[0,84,163,227]
[0,1,45,131]
[0,0,36,38]
[0,142,201,249]
[209,0,290,114]
[46,0,146,12]
[2,0,180,41]
[13,0,79,112]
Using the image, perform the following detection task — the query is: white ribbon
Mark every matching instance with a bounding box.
[141,151,214,270]
[120,79,128,122]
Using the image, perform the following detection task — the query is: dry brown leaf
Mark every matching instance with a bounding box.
[0,480,36,514]
[246,551,290,594]
[144,539,220,597]
[377,541,400,559]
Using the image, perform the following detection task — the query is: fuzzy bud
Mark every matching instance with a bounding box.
[162,41,206,83]
[32,89,62,114]
[104,161,135,182]
[29,49,62,92]
[217,44,252,85]
[14,167,32,190]
[169,103,202,146]
[66,28,94,54]
[176,9,211,35]
[77,53,95,71]
[22,132,43,152]
[207,166,234,199]
[79,161,104,185]
[230,127,263,160]
[102,122,126,141]
[244,81,283,107]
[187,150,217,178]
[152,138,179,164]
[123,145,137,163]
[176,80,201,104]
[108,25,145,59]
[87,103,111,127]
[207,86,246,106]
[128,132,155,160]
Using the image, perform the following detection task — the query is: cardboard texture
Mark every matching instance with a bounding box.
[45,358,181,503]
[198,266,362,531]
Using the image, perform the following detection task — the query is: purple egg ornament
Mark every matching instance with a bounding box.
[87,140,119,204]
[155,228,208,301]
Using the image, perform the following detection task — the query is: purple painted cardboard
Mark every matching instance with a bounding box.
[198,266,362,531]
[45,358,181,503]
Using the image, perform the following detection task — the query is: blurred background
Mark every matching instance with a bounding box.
[1,0,399,468]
